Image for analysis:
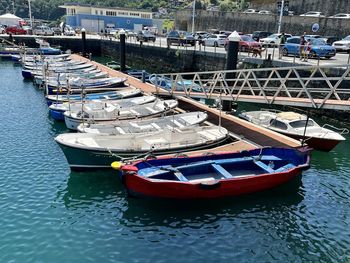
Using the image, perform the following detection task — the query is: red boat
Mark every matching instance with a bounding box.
[114,147,311,199]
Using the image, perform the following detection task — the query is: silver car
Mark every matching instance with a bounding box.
[33,25,54,36]
[332,35,350,52]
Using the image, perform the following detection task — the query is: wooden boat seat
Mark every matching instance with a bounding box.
[151,123,162,131]
[146,106,158,114]
[130,109,140,115]
[253,161,275,173]
[172,119,185,128]
[115,127,126,134]
[105,105,116,113]
[211,164,233,179]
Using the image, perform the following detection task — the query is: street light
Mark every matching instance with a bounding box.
[277,0,285,34]
[191,1,195,33]
[28,0,33,28]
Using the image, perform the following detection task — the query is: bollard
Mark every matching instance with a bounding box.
[225,31,240,85]
[119,29,126,72]
[142,70,146,83]
[81,28,86,58]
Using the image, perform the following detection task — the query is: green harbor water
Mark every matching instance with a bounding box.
[0,60,350,262]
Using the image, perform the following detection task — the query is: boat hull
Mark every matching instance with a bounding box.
[277,131,342,152]
[125,168,302,199]
[49,108,65,120]
[57,139,228,171]
[121,147,311,199]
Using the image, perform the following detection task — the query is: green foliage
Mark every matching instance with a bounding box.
[0,0,249,21]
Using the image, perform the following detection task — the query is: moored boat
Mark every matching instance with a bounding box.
[45,87,141,106]
[64,99,178,130]
[239,110,348,151]
[55,125,229,170]
[77,111,208,134]
[116,147,311,199]
[49,95,156,121]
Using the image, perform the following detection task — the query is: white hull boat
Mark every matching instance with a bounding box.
[77,111,208,134]
[55,125,229,170]
[64,99,178,130]
[239,110,348,151]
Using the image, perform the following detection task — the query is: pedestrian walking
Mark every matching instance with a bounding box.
[279,32,286,59]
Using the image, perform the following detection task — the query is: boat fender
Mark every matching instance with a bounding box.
[198,180,221,190]
[202,152,215,156]
[174,153,188,158]
[111,161,123,170]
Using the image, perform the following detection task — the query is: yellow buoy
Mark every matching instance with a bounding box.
[111,161,123,170]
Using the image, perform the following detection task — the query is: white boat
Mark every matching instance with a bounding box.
[49,95,156,120]
[55,125,229,170]
[45,87,141,105]
[239,109,348,151]
[77,111,208,134]
[64,99,178,130]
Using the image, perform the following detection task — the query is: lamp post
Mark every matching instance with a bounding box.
[191,1,195,33]
[277,0,285,34]
[28,0,33,28]
[119,29,126,72]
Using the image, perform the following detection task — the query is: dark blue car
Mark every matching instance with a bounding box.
[282,36,336,59]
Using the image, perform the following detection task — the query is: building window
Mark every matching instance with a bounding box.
[95,10,98,15]
[130,12,140,17]
[141,14,150,19]
[118,11,128,16]
[100,10,103,15]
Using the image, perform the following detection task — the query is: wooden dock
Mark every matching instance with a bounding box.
[71,54,301,155]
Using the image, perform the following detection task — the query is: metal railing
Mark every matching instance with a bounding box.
[150,64,350,111]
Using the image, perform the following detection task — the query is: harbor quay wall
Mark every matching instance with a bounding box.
[176,10,350,37]
[100,40,227,73]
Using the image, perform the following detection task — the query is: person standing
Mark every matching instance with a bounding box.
[299,35,306,60]
[279,32,286,59]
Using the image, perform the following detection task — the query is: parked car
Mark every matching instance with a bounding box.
[0,25,6,34]
[166,30,195,47]
[243,9,257,13]
[33,25,54,36]
[225,35,261,52]
[258,10,272,15]
[299,11,325,17]
[282,36,336,58]
[22,26,32,35]
[329,13,350,19]
[202,34,227,47]
[63,25,76,36]
[136,30,156,42]
[322,36,342,45]
[5,25,27,35]
[252,31,273,41]
[51,27,62,35]
[259,33,292,47]
[332,35,350,52]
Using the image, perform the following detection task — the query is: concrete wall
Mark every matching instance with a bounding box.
[176,10,350,37]
[249,0,350,16]
[101,41,226,73]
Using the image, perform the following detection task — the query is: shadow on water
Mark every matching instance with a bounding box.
[61,170,125,209]
[121,175,305,225]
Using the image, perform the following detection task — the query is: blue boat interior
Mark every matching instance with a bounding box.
[135,148,307,183]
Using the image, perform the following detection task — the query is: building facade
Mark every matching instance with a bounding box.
[60,3,153,32]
